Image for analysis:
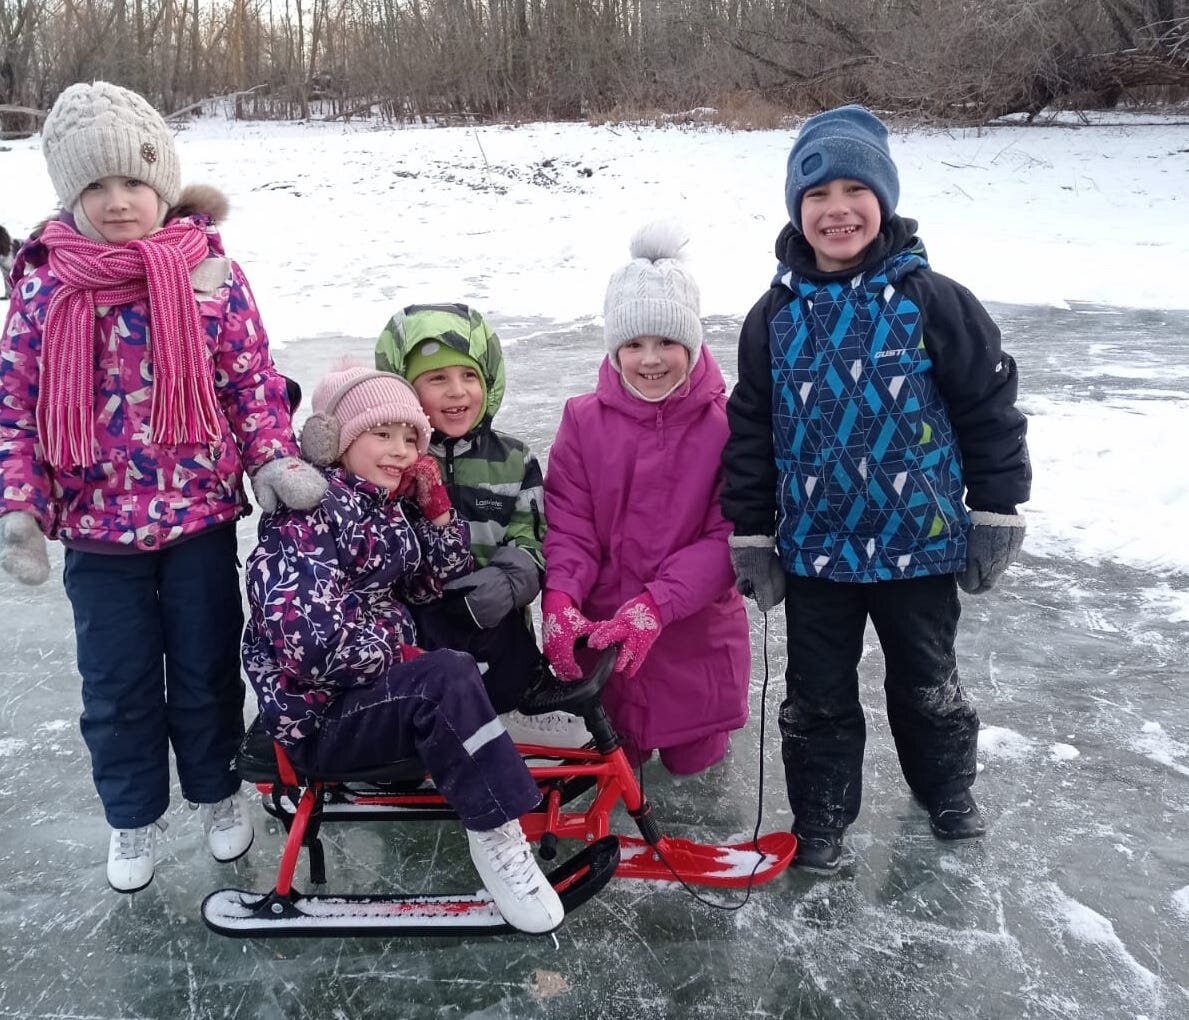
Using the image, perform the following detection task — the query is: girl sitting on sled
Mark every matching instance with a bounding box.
[241,365,564,934]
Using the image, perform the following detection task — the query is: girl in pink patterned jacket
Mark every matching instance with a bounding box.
[0,81,325,894]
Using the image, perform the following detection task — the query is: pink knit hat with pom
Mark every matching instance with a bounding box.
[300,367,431,465]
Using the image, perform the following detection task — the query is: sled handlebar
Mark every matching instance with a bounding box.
[517,642,617,718]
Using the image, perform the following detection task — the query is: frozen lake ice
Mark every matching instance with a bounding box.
[0,302,1186,1019]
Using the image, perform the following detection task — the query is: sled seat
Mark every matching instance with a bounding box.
[236,716,426,786]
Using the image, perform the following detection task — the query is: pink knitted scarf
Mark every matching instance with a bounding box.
[38,219,222,470]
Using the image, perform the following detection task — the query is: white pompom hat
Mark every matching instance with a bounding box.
[603,220,703,368]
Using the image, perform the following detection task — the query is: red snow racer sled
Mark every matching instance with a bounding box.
[202,648,797,937]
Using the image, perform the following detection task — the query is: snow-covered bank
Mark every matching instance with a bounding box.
[3,114,1187,578]
[3,113,1187,340]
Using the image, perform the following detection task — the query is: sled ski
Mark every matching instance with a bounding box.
[614,833,796,886]
[202,836,620,938]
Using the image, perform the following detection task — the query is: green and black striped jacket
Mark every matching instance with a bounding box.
[376,302,544,569]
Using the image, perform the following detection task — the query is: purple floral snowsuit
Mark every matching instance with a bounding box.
[242,468,541,830]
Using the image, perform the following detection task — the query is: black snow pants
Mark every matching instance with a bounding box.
[780,573,978,833]
[412,599,545,714]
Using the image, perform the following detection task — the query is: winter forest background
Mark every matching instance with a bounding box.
[1,0,1189,135]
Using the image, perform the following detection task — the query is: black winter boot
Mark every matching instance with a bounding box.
[924,789,986,840]
[792,826,845,873]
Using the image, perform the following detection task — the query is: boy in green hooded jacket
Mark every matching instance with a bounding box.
[376,303,588,745]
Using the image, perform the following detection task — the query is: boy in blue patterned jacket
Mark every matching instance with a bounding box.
[722,106,1031,873]
[242,366,563,933]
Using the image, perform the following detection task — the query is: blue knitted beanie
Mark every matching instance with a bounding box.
[784,105,899,232]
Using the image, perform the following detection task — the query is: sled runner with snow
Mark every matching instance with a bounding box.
[201,647,796,938]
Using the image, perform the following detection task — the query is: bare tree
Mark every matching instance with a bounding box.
[0,0,1185,129]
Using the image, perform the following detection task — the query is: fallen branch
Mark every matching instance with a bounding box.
[165,86,273,121]
[0,104,47,120]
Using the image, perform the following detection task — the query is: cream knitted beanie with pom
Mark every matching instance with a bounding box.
[603,220,703,368]
[42,81,181,208]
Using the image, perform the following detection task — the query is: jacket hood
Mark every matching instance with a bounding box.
[375,302,507,429]
[167,184,230,225]
[773,214,923,285]
[595,344,726,422]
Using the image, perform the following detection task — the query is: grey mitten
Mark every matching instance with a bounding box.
[443,545,542,628]
[958,510,1026,594]
[0,511,50,586]
[444,565,515,629]
[251,457,328,513]
[728,534,786,612]
[489,544,542,608]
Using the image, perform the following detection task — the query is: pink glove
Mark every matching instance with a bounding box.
[588,593,662,679]
[398,456,451,521]
[540,590,595,681]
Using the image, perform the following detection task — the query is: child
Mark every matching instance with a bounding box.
[1,225,17,299]
[375,303,585,744]
[541,222,750,775]
[722,106,1031,872]
[241,366,564,934]
[0,81,326,892]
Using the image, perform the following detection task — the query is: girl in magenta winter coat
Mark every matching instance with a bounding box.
[541,222,750,775]
[0,82,325,894]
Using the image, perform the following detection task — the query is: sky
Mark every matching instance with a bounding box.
[3,110,1187,582]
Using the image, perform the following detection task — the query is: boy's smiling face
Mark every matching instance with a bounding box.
[412,364,485,438]
[800,177,882,272]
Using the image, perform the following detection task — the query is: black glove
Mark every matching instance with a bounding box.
[443,544,541,628]
[727,535,786,612]
[958,510,1026,594]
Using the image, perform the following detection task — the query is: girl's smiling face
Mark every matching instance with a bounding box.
[78,176,160,244]
[617,335,690,400]
[341,422,421,490]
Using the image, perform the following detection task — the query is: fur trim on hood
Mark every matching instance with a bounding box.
[167,184,230,225]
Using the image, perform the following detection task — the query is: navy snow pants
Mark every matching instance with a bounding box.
[63,526,245,829]
[287,649,541,831]
[412,599,544,714]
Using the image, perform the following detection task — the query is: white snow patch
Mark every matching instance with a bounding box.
[979,726,1032,761]
[0,738,29,757]
[1137,585,1189,624]
[1039,882,1161,993]
[37,719,72,734]
[1173,887,1189,922]
[1132,722,1189,778]
[1049,743,1080,762]
[1022,396,1189,574]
